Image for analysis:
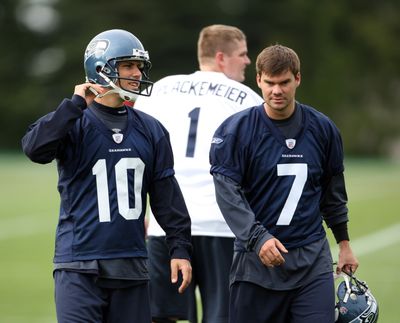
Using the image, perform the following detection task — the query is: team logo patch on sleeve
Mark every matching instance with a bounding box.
[285,138,296,149]
[211,137,223,144]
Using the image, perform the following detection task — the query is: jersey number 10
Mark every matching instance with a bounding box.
[92,158,144,222]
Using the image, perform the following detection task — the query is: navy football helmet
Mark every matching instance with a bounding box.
[335,271,379,323]
[84,29,153,101]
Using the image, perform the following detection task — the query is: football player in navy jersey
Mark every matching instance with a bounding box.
[21,29,192,323]
[209,44,359,323]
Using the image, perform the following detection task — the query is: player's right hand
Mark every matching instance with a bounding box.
[74,83,103,106]
[258,238,288,267]
[336,240,359,275]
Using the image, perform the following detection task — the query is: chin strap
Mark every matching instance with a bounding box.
[97,72,138,102]
[342,273,351,303]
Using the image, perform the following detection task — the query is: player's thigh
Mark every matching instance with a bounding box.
[229,281,291,323]
[108,282,151,323]
[54,270,106,323]
[147,236,195,320]
[193,236,234,323]
[291,272,335,323]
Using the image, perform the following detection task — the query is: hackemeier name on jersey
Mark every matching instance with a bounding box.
[155,80,248,105]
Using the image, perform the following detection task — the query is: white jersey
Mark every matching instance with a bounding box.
[135,71,264,237]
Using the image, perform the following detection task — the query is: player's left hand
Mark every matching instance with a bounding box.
[170,258,192,293]
[336,240,359,274]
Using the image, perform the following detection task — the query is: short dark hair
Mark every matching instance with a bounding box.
[256,44,300,76]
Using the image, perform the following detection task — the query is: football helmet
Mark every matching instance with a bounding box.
[335,271,379,323]
[84,29,153,101]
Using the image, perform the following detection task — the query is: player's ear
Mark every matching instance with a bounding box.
[215,51,224,61]
[215,51,225,68]
[256,73,262,88]
[295,72,301,86]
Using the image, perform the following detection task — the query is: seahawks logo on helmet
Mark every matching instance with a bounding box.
[84,40,109,61]
[335,271,379,323]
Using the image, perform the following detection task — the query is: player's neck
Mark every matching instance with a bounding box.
[264,101,296,120]
[199,64,222,74]
[95,92,124,108]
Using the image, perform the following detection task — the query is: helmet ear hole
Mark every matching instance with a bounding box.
[96,65,102,73]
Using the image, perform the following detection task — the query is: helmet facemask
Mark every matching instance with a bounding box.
[94,57,153,102]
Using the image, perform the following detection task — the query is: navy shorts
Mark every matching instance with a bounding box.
[147,235,234,323]
[229,272,335,323]
[54,270,151,323]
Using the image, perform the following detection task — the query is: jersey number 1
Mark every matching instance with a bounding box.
[186,107,200,157]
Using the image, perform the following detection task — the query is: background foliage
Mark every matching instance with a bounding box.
[0,0,399,157]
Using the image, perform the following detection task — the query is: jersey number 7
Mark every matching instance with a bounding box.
[276,163,307,225]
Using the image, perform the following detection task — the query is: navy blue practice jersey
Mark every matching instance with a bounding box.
[22,97,175,262]
[210,103,344,249]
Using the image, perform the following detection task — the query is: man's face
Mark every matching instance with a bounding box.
[222,39,251,83]
[256,69,301,119]
[117,60,143,91]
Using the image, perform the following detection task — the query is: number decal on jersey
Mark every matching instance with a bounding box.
[276,163,307,225]
[186,107,200,157]
[92,158,145,222]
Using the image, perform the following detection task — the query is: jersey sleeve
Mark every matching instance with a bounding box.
[319,116,350,237]
[212,173,273,253]
[153,133,175,180]
[21,95,86,164]
[324,119,345,176]
[149,176,192,259]
[209,118,247,185]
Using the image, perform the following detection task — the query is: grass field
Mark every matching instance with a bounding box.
[1,153,399,322]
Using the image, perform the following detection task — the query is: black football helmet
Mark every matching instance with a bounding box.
[84,29,153,101]
[335,271,379,323]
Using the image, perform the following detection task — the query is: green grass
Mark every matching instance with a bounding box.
[0,153,58,323]
[1,153,399,322]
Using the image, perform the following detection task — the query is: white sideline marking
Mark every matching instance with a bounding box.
[330,222,400,257]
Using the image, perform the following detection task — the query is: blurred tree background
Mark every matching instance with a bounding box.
[1,0,399,158]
